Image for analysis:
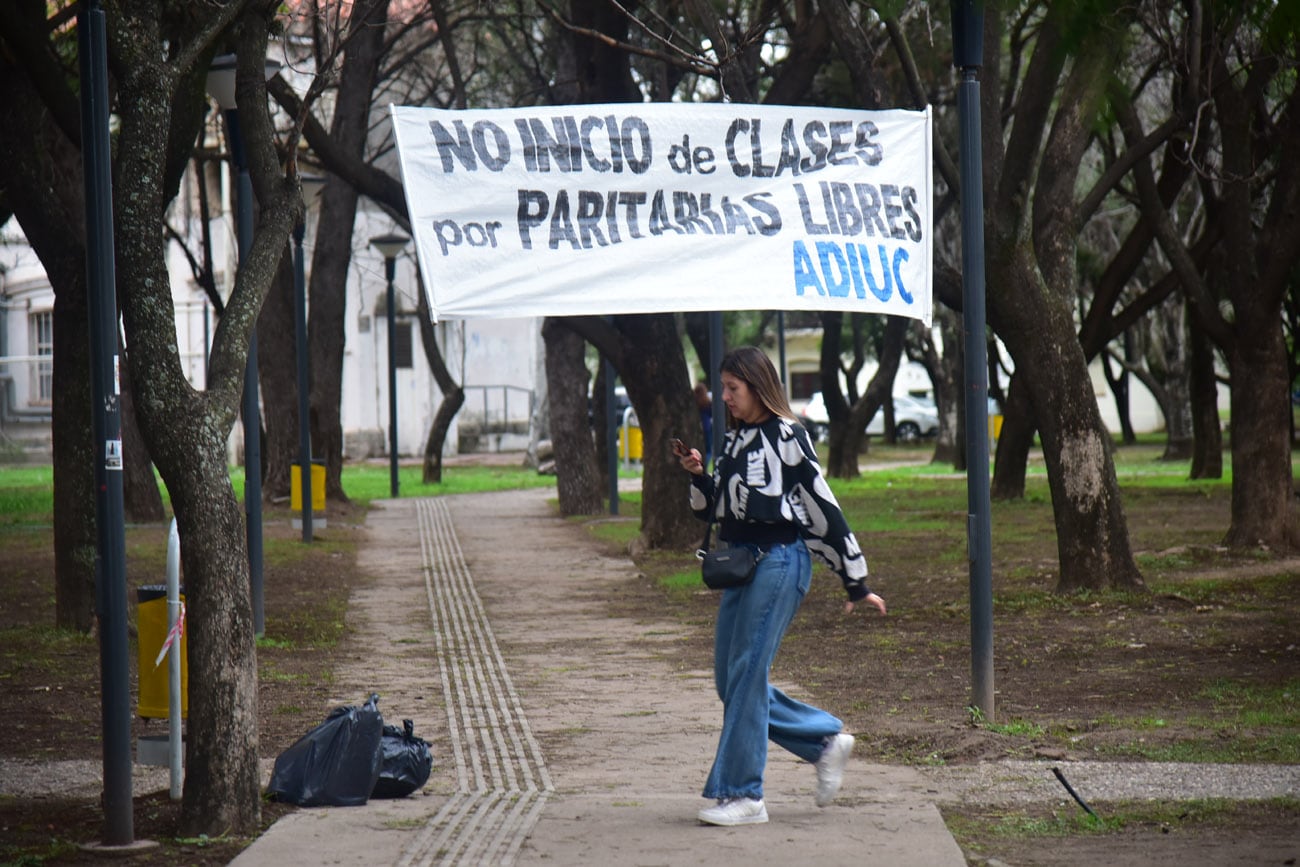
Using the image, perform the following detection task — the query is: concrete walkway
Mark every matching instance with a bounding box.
[233,488,967,866]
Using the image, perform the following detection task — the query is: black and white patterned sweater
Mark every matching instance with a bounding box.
[689,415,870,601]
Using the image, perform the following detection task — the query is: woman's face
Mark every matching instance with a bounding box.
[721,371,766,424]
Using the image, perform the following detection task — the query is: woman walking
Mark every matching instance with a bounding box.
[676,346,886,826]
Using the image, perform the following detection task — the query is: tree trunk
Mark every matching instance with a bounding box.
[978,4,1144,592]
[1207,27,1299,550]
[990,373,1033,500]
[564,314,701,548]
[1223,325,1297,548]
[1158,367,1193,462]
[258,245,298,500]
[1102,348,1136,446]
[117,349,165,523]
[836,316,908,476]
[168,446,262,834]
[684,312,711,375]
[307,0,388,502]
[996,250,1144,593]
[416,291,464,484]
[0,62,98,631]
[613,315,700,549]
[1151,300,1193,460]
[541,319,601,514]
[1187,310,1222,479]
[109,6,298,834]
[53,272,97,632]
[306,182,356,502]
[928,310,963,468]
[820,312,856,477]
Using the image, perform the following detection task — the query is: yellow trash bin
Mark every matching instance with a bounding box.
[137,585,188,719]
[290,462,327,513]
[989,414,1005,442]
[618,425,643,460]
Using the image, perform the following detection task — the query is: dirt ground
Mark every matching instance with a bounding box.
[1,452,1297,865]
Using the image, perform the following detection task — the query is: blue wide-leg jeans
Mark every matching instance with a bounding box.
[702,540,843,801]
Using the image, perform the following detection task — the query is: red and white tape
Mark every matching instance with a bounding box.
[153,601,186,669]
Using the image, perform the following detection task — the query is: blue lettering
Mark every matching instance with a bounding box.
[817,242,851,297]
[792,241,824,295]
[894,248,912,303]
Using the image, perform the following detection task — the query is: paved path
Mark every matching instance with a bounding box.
[233,488,966,866]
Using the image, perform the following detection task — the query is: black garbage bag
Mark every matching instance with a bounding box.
[266,693,384,807]
[372,719,433,798]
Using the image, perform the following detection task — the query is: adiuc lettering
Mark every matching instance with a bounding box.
[791,239,913,303]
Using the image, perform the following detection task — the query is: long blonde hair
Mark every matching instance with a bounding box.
[720,346,795,427]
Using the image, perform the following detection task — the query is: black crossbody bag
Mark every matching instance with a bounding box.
[697,512,759,590]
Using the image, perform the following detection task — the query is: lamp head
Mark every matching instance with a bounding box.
[370,233,411,260]
[206,53,284,111]
[950,0,985,70]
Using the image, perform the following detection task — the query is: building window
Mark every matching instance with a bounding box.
[31,310,53,404]
[789,371,820,402]
[393,320,413,369]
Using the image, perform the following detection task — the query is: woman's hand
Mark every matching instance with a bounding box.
[675,443,705,476]
[844,592,886,616]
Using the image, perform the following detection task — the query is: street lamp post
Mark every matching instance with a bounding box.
[370,233,409,499]
[951,0,995,721]
[294,175,325,542]
[206,53,280,636]
[78,0,137,848]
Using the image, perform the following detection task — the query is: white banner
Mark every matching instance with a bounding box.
[391,103,932,324]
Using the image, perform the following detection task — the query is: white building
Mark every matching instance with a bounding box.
[0,235,54,460]
[0,204,541,464]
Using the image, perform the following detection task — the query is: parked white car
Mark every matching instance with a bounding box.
[797,392,939,443]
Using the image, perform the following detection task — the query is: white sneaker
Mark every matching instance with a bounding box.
[697,797,769,826]
[814,732,855,806]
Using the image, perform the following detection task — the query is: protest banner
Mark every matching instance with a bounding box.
[391,102,932,324]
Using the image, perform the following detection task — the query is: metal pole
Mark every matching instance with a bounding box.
[952,0,994,720]
[293,222,313,541]
[226,108,264,637]
[78,0,134,844]
[386,256,399,498]
[165,519,183,800]
[604,353,618,515]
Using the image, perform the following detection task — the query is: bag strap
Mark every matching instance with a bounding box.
[697,441,726,559]
[697,509,717,559]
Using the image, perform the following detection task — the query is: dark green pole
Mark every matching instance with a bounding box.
[368,233,409,500]
[385,256,399,498]
[604,349,618,515]
[79,0,134,844]
[293,219,313,541]
[952,0,995,720]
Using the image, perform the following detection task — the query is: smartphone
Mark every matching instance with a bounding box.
[670,437,690,458]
